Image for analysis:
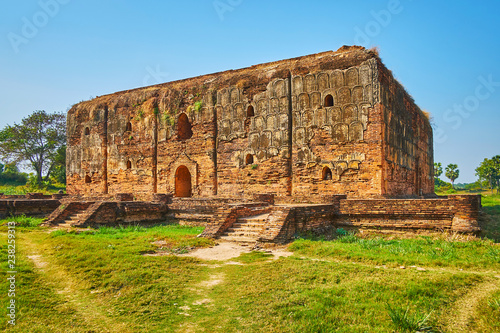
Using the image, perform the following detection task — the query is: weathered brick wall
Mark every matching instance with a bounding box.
[106,103,155,197]
[290,58,385,198]
[377,60,434,197]
[156,88,217,198]
[337,195,480,233]
[67,106,108,196]
[61,201,170,227]
[216,77,292,198]
[44,201,94,225]
[0,199,61,219]
[66,46,434,201]
[259,205,338,244]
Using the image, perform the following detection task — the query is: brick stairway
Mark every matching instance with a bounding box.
[173,212,214,225]
[219,213,269,243]
[53,209,88,229]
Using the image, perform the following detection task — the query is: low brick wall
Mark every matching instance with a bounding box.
[336,195,481,233]
[251,195,482,243]
[168,197,254,226]
[74,201,170,227]
[0,199,61,219]
[259,205,337,243]
[275,194,347,205]
[37,193,481,242]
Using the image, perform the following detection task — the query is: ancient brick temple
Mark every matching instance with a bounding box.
[66,46,434,200]
[41,45,480,239]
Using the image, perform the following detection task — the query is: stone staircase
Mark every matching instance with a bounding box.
[168,198,233,226]
[219,213,269,243]
[55,210,88,228]
[173,212,214,225]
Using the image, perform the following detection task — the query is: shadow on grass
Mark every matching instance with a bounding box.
[480,204,500,243]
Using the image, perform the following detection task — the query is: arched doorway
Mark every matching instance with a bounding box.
[175,165,192,197]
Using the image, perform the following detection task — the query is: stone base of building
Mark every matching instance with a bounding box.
[0,193,65,219]
[40,193,481,243]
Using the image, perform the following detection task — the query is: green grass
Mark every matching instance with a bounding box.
[480,193,500,242]
[290,234,500,269]
[386,303,434,332]
[0,220,498,332]
[469,289,500,332]
[0,215,45,228]
[0,184,66,195]
[0,233,96,331]
[0,185,28,195]
[233,251,274,264]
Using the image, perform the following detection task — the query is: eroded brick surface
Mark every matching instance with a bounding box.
[61,46,480,240]
[66,46,433,200]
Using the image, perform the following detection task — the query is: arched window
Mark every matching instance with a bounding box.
[177,113,193,140]
[126,160,132,170]
[322,167,333,180]
[84,127,90,135]
[245,154,254,165]
[85,175,91,184]
[247,105,255,117]
[324,95,334,107]
[126,122,132,132]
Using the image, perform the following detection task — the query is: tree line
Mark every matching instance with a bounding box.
[434,156,500,193]
[0,110,66,189]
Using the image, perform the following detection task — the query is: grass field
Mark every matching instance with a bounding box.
[0,184,66,195]
[0,194,498,332]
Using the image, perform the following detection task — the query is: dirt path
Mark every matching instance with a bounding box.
[177,241,293,261]
[443,278,500,333]
[176,271,226,332]
[20,234,134,333]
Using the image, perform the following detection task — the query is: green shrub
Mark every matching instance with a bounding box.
[194,101,203,112]
[335,228,347,237]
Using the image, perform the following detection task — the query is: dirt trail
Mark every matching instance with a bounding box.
[20,234,134,333]
[177,241,294,261]
[443,278,500,333]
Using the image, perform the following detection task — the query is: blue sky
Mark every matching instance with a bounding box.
[1,0,499,183]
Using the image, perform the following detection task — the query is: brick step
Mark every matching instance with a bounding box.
[175,213,212,222]
[57,222,73,228]
[236,219,267,225]
[66,212,87,221]
[226,226,263,234]
[239,213,269,222]
[219,235,258,243]
[228,227,263,233]
[231,222,265,229]
[224,230,261,237]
